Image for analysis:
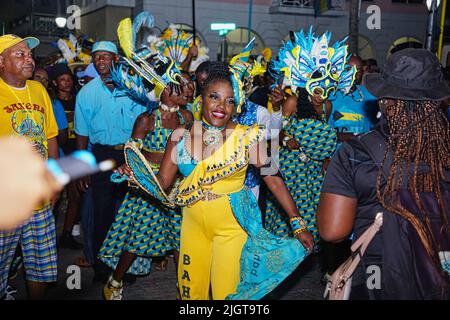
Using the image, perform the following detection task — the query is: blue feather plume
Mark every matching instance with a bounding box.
[132,11,155,50]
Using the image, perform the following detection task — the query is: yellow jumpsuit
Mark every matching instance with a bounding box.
[175,124,262,300]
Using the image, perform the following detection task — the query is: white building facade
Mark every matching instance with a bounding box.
[73,0,431,65]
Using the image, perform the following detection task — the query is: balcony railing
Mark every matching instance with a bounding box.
[275,0,314,8]
[271,0,346,12]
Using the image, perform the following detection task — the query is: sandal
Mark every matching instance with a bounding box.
[74,256,92,268]
[154,256,169,271]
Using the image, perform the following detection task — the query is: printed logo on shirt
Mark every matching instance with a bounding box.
[3,102,46,114]
[11,109,47,158]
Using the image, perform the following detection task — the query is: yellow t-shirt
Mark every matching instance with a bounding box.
[0,78,58,160]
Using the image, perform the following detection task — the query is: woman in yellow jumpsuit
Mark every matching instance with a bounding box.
[118,63,314,299]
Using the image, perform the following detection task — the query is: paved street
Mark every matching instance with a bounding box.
[9,207,326,300]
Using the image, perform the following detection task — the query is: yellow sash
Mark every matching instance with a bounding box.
[175,124,263,206]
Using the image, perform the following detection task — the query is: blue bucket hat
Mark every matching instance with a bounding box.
[92,41,118,55]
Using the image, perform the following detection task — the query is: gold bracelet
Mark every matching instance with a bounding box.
[293,228,307,236]
[289,216,307,229]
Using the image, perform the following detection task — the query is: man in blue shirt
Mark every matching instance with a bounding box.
[74,41,147,282]
[328,55,379,148]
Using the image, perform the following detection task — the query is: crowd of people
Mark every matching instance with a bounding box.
[0,10,449,301]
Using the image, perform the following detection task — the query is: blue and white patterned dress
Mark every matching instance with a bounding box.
[264,115,337,249]
[98,109,184,275]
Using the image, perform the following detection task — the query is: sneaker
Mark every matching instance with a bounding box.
[59,232,83,250]
[2,285,17,300]
[5,285,17,295]
[154,256,169,271]
[103,275,123,300]
[71,224,81,237]
[3,293,15,300]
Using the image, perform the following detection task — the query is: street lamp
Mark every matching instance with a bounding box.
[426,0,441,50]
[55,17,67,28]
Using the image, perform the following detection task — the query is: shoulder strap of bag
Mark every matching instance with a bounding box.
[337,212,384,283]
[327,212,383,300]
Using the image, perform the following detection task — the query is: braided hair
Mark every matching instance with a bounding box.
[377,99,450,273]
[201,61,232,96]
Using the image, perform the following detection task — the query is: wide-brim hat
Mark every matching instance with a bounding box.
[364,48,450,101]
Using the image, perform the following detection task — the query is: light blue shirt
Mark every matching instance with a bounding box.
[74,77,147,145]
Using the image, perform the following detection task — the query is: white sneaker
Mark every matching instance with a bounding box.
[4,293,15,300]
[72,224,81,237]
[4,285,16,300]
[103,275,123,300]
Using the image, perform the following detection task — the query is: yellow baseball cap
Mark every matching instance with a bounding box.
[0,34,40,55]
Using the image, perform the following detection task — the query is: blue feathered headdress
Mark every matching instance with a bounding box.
[112,12,185,109]
[270,27,356,99]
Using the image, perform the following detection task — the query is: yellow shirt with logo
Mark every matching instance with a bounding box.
[0,78,58,210]
[0,78,58,159]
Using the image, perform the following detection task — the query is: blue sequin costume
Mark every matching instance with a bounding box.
[98,109,184,275]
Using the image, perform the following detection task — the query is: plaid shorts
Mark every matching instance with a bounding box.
[0,205,57,296]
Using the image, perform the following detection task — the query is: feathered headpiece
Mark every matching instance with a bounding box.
[270,27,356,99]
[56,33,93,66]
[112,12,186,108]
[229,37,266,113]
[157,24,210,72]
[117,11,158,59]
[158,25,194,65]
[255,47,272,71]
[189,45,210,73]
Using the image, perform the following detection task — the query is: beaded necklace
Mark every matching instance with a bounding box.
[160,103,180,113]
[201,118,226,147]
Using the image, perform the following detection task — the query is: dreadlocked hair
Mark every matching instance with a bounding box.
[376,99,450,272]
[296,88,321,121]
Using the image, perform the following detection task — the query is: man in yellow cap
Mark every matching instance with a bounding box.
[0,34,59,300]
